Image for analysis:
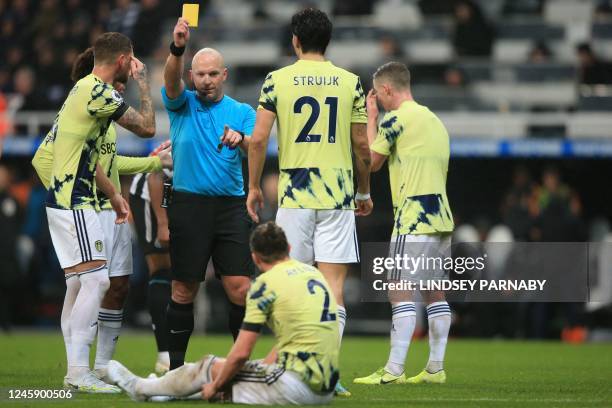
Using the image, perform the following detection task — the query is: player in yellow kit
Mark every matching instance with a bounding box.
[354,62,454,386]
[246,8,372,396]
[108,222,339,405]
[33,46,172,388]
[34,32,157,393]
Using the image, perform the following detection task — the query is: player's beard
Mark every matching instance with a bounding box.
[116,69,129,84]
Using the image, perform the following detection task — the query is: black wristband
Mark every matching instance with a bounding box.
[170,42,185,56]
[237,131,245,142]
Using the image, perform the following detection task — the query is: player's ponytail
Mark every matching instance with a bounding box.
[70,47,95,83]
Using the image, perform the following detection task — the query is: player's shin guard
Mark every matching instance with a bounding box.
[69,264,110,377]
[148,269,171,353]
[386,302,416,376]
[94,308,123,370]
[425,301,451,374]
[229,302,245,341]
[166,300,194,370]
[61,273,80,371]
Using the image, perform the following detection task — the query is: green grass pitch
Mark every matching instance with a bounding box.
[1,333,611,407]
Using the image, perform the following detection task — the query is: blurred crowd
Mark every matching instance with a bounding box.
[0,0,176,114]
[1,0,611,125]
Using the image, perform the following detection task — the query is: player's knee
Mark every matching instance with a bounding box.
[80,268,111,294]
[172,281,198,303]
[224,278,250,305]
[107,278,130,304]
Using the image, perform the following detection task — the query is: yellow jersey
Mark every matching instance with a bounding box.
[371,100,454,236]
[33,124,161,210]
[243,259,339,393]
[45,73,128,210]
[258,59,367,210]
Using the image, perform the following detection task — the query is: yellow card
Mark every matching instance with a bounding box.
[182,4,199,27]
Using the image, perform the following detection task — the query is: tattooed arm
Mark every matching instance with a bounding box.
[116,57,156,138]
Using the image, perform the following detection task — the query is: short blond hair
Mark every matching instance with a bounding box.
[373,61,411,90]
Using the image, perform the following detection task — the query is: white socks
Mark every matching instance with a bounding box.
[337,305,346,344]
[385,302,416,376]
[425,301,451,374]
[61,273,80,372]
[136,357,215,397]
[94,308,123,370]
[67,264,110,378]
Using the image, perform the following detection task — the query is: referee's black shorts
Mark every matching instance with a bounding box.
[130,193,169,256]
[167,191,255,282]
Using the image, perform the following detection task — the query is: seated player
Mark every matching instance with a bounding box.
[108,222,339,405]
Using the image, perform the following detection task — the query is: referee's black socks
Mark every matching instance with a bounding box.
[229,302,246,341]
[148,269,171,353]
[166,299,194,369]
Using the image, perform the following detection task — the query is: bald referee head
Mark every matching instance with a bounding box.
[190,47,228,103]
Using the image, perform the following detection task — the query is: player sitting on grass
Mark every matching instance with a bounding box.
[108,221,339,405]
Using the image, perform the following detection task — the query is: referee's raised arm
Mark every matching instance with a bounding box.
[164,18,189,99]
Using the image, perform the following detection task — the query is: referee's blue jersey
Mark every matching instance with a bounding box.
[162,87,256,196]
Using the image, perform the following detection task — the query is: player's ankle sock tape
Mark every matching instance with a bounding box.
[426,301,451,318]
[148,269,171,352]
[391,302,416,318]
[167,300,194,370]
[229,303,246,341]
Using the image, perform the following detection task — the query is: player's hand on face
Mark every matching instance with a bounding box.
[220,125,243,149]
[246,188,264,223]
[355,197,373,216]
[157,144,173,169]
[130,57,147,82]
[111,194,130,224]
[173,17,190,47]
[366,89,379,118]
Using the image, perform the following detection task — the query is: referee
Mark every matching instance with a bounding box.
[162,18,255,370]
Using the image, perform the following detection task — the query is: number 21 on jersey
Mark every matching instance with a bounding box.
[293,96,338,144]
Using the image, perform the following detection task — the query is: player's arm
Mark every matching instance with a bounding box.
[148,172,170,248]
[366,90,388,173]
[351,123,373,216]
[164,18,189,99]
[115,58,155,138]
[95,163,129,224]
[116,155,161,175]
[247,108,275,223]
[202,329,259,400]
[116,144,172,175]
[31,148,51,189]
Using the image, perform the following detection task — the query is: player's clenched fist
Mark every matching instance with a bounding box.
[173,17,190,47]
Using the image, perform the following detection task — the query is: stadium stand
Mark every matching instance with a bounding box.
[1,0,611,340]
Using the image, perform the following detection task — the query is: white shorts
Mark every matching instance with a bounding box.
[388,233,452,281]
[276,208,359,265]
[232,361,333,405]
[46,207,106,269]
[98,209,133,277]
